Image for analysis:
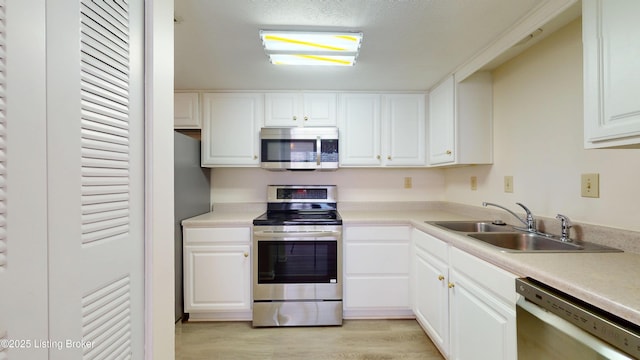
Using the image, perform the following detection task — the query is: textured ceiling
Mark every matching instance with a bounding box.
[174,0,544,91]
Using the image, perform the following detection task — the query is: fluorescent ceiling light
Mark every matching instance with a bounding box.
[259,30,363,66]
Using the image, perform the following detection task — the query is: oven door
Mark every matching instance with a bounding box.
[253,227,342,301]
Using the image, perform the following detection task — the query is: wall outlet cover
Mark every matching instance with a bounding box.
[404,177,412,189]
[470,176,478,191]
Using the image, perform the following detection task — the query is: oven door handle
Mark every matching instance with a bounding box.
[254,231,341,239]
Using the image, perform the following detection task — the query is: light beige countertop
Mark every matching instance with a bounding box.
[182,210,262,227]
[182,203,640,326]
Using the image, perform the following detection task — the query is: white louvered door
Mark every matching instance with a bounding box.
[47,0,144,359]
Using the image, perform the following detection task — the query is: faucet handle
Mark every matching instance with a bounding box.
[556,214,572,241]
[515,202,536,231]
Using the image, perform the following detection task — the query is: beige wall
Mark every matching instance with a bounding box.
[444,18,640,231]
[211,167,445,203]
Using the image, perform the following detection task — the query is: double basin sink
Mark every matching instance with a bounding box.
[427,221,621,253]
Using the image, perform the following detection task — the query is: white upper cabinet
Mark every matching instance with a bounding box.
[338,93,382,166]
[428,73,492,166]
[583,0,640,148]
[428,76,455,165]
[174,92,201,129]
[201,93,263,167]
[265,92,337,127]
[383,94,427,166]
[339,93,426,167]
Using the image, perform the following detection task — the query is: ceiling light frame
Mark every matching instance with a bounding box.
[259,30,363,66]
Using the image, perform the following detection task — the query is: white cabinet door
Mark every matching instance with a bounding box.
[448,247,517,360]
[449,270,516,360]
[338,93,382,166]
[184,245,251,314]
[382,94,426,166]
[264,92,299,126]
[174,92,201,129]
[428,73,492,166]
[428,76,456,165]
[183,227,252,320]
[343,226,412,318]
[583,0,640,148]
[303,92,337,126]
[201,93,263,166]
[412,229,450,357]
[265,92,336,127]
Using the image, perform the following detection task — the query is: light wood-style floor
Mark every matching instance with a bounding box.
[175,319,445,360]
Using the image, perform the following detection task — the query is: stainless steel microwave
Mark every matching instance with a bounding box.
[260,127,339,171]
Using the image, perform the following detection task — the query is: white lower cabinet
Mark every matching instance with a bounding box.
[183,227,252,320]
[343,225,412,318]
[412,229,450,357]
[412,228,518,360]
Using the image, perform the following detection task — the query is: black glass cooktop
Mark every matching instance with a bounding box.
[253,210,342,226]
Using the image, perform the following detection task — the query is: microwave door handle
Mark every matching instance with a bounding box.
[316,136,321,166]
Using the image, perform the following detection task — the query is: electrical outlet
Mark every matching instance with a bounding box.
[504,176,514,193]
[404,177,412,189]
[470,176,478,190]
[581,173,599,198]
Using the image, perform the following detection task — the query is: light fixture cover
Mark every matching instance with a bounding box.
[259,30,363,66]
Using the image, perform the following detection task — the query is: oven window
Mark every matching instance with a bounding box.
[257,241,337,284]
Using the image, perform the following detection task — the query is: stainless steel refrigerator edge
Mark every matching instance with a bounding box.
[174,131,211,322]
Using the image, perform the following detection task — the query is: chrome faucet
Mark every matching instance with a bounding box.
[482,202,537,232]
[556,214,572,242]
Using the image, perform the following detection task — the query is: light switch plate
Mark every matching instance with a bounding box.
[504,176,513,193]
[581,173,599,198]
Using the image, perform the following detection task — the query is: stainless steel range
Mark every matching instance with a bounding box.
[252,185,342,327]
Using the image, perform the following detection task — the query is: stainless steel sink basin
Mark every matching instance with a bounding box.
[467,232,621,253]
[429,221,511,233]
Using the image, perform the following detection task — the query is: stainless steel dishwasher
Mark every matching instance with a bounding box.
[516,278,640,359]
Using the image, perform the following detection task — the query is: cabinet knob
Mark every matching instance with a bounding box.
[304,116,308,121]
[376,155,381,160]
[438,275,445,281]
[243,252,249,258]
[293,116,297,121]
[446,150,452,155]
[387,155,392,160]
[253,155,258,160]
[448,282,455,289]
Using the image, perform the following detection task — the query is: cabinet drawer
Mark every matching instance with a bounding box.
[184,227,250,245]
[412,228,448,263]
[345,242,410,274]
[345,277,410,309]
[449,247,518,305]
[345,226,410,241]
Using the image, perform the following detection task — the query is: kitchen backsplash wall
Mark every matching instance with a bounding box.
[444,18,640,232]
[210,167,445,204]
